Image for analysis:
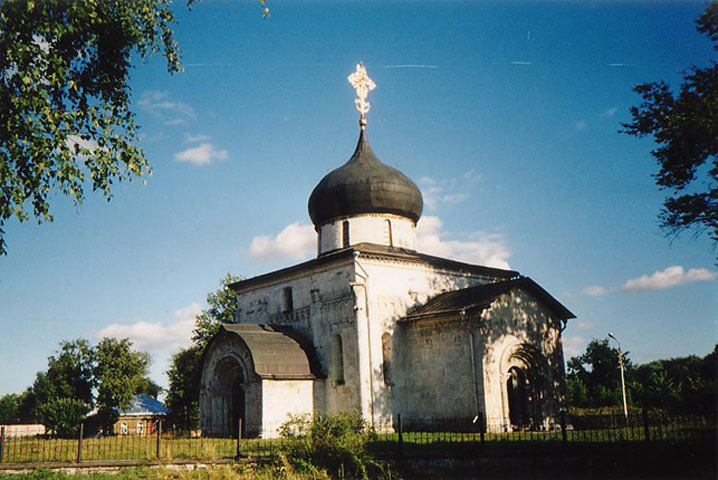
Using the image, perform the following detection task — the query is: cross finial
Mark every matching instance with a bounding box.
[348,62,376,129]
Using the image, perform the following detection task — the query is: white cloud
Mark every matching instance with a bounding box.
[96,302,201,358]
[174,143,229,166]
[419,170,480,211]
[185,133,211,143]
[249,222,316,261]
[602,106,618,117]
[139,91,196,123]
[421,184,443,210]
[579,285,607,297]
[441,193,469,205]
[577,321,594,331]
[562,335,586,358]
[462,169,482,182]
[575,120,588,131]
[416,215,511,270]
[164,118,187,126]
[622,266,717,292]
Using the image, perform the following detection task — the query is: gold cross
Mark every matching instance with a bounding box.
[348,63,376,127]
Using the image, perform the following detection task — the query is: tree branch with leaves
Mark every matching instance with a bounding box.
[0,0,181,255]
[623,2,718,254]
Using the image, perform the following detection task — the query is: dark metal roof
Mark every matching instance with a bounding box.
[351,243,519,279]
[403,277,575,321]
[221,324,321,380]
[229,242,518,292]
[118,395,168,417]
[308,129,423,227]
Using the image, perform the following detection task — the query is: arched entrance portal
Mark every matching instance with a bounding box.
[214,356,247,437]
[200,324,320,438]
[506,366,529,427]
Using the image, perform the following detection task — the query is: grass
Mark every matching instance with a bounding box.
[0,437,292,464]
[0,463,332,480]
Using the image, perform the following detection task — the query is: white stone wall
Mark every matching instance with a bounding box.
[478,289,565,428]
[236,258,362,416]
[318,214,417,255]
[391,288,565,431]
[261,380,314,437]
[393,317,479,423]
[353,254,505,428]
[221,249,566,436]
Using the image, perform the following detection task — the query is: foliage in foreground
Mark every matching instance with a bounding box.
[622,1,718,254]
[0,0,182,255]
[0,464,329,480]
[279,412,394,480]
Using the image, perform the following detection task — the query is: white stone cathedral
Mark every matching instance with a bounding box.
[199,64,574,437]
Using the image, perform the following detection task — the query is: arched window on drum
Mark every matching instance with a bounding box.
[342,220,350,248]
[383,219,393,247]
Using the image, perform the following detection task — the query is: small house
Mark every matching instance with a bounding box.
[114,395,168,435]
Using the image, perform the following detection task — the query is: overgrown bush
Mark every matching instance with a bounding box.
[278,412,392,480]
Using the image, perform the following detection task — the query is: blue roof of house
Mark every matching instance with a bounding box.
[118,395,168,416]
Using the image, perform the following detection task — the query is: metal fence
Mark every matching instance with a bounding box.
[0,413,713,465]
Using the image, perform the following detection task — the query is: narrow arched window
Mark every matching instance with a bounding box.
[332,334,345,384]
[283,287,294,313]
[342,220,350,248]
[382,332,393,385]
[383,219,393,247]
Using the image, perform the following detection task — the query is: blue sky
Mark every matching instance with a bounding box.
[1,0,716,395]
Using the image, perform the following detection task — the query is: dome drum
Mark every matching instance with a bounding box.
[317,213,417,255]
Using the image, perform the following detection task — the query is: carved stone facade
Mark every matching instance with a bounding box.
[199,118,573,437]
[199,244,573,436]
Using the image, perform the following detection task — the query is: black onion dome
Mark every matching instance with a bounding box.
[308,130,424,227]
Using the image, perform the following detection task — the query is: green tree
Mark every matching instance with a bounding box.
[135,377,163,400]
[622,2,718,252]
[165,345,203,431]
[632,345,717,414]
[192,273,242,349]
[0,0,181,255]
[21,339,95,421]
[38,397,89,438]
[45,339,95,405]
[0,392,27,424]
[166,273,240,431]
[93,337,150,433]
[566,339,631,408]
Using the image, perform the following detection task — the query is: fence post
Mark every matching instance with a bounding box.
[76,423,84,463]
[156,420,162,458]
[397,414,403,459]
[642,410,650,442]
[561,411,568,446]
[235,418,243,460]
[0,426,5,463]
